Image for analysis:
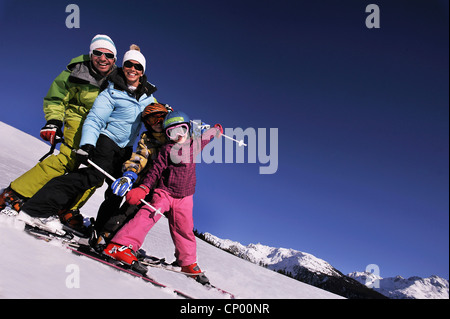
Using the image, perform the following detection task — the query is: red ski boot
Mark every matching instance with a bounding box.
[0,187,25,213]
[103,242,147,274]
[181,263,210,285]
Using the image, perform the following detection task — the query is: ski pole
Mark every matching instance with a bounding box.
[39,137,64,162]
[190,120,247,147]
[86,159,163,217]
[221,133,247,147]
[87,159,116,181]
[140,199,164,218]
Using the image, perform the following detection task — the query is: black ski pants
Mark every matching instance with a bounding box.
[21,134,132,219]
[95,189,154,236]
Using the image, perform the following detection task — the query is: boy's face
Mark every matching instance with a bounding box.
[145,112,166,133]
[151,122,163,133]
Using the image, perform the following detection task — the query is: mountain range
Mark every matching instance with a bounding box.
[202,232,449,299]
[348,272,449,299]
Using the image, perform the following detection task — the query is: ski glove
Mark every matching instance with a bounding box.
[40,120,63,145]
[214,124,223,137]
[75,144,95,165]
[111,171,138,197]
[126,184,150,206]
[164,104,174,113]
[199,122,210,134]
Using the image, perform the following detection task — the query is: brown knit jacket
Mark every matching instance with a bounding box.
[122,131,167,184]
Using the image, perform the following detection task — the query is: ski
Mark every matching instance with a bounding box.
[140,255,206,276]
[140,254,236,299]
[22,222,233,299]
[24,223,85,245]
[22,224,195,299]
[0,206,18,217]
[68,245,195,299]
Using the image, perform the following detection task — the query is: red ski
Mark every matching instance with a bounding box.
[68,245,195,299]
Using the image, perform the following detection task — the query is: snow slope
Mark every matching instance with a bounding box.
[0,121,343,299]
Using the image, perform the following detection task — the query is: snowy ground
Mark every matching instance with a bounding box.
[0,121,343,299]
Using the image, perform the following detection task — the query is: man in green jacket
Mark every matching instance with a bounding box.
[0,34,117,228]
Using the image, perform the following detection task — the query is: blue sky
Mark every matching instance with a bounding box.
[0,0,448,279]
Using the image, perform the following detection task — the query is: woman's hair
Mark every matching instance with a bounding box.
[122,43,146,73]
[129,44,140,51]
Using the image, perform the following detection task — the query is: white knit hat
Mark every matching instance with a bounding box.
[123,45,146,73]
[89,34,117,58]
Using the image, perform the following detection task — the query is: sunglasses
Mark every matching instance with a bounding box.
[124,60,144,71]
[92,49,115,59]
[166,124,189,140]
[144,113,166,126]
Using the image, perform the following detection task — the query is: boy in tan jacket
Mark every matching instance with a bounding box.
[91,102,171,251]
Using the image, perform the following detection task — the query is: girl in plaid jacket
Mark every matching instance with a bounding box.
[104,110,222,283]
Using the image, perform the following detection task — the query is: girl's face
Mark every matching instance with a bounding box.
[123,59,143,86]
[173,134,188,144]
[166,124,189,144]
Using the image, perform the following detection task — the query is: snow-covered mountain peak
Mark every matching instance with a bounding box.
[348,272,449,299]
[204,231,449,299]
[203,233,341,277]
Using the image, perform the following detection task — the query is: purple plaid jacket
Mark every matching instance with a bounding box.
[141,127,219,198]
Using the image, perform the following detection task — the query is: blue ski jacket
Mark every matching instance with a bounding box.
[80,69,157,149]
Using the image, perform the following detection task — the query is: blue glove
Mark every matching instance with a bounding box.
[200,122,210,134]
[111,171,138,196]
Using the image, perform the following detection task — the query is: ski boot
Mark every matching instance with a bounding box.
[0,187,26,214]
[103,242,147,275]
[58,208,89,236]
[89,231,111,253]
[16,210,65,236]
[181,263,210,285]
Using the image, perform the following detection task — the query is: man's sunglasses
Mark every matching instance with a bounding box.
[124,60,144,71]
[92,49,115,59]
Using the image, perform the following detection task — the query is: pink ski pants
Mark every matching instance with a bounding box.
[111,188,197,266]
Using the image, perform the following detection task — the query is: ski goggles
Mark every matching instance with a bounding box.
[166,123,189,140]
[92,49,115,60]
[123,60,144,71]
[144,112,166,126]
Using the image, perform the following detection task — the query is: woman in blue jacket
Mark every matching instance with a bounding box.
[18,45,157,234]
